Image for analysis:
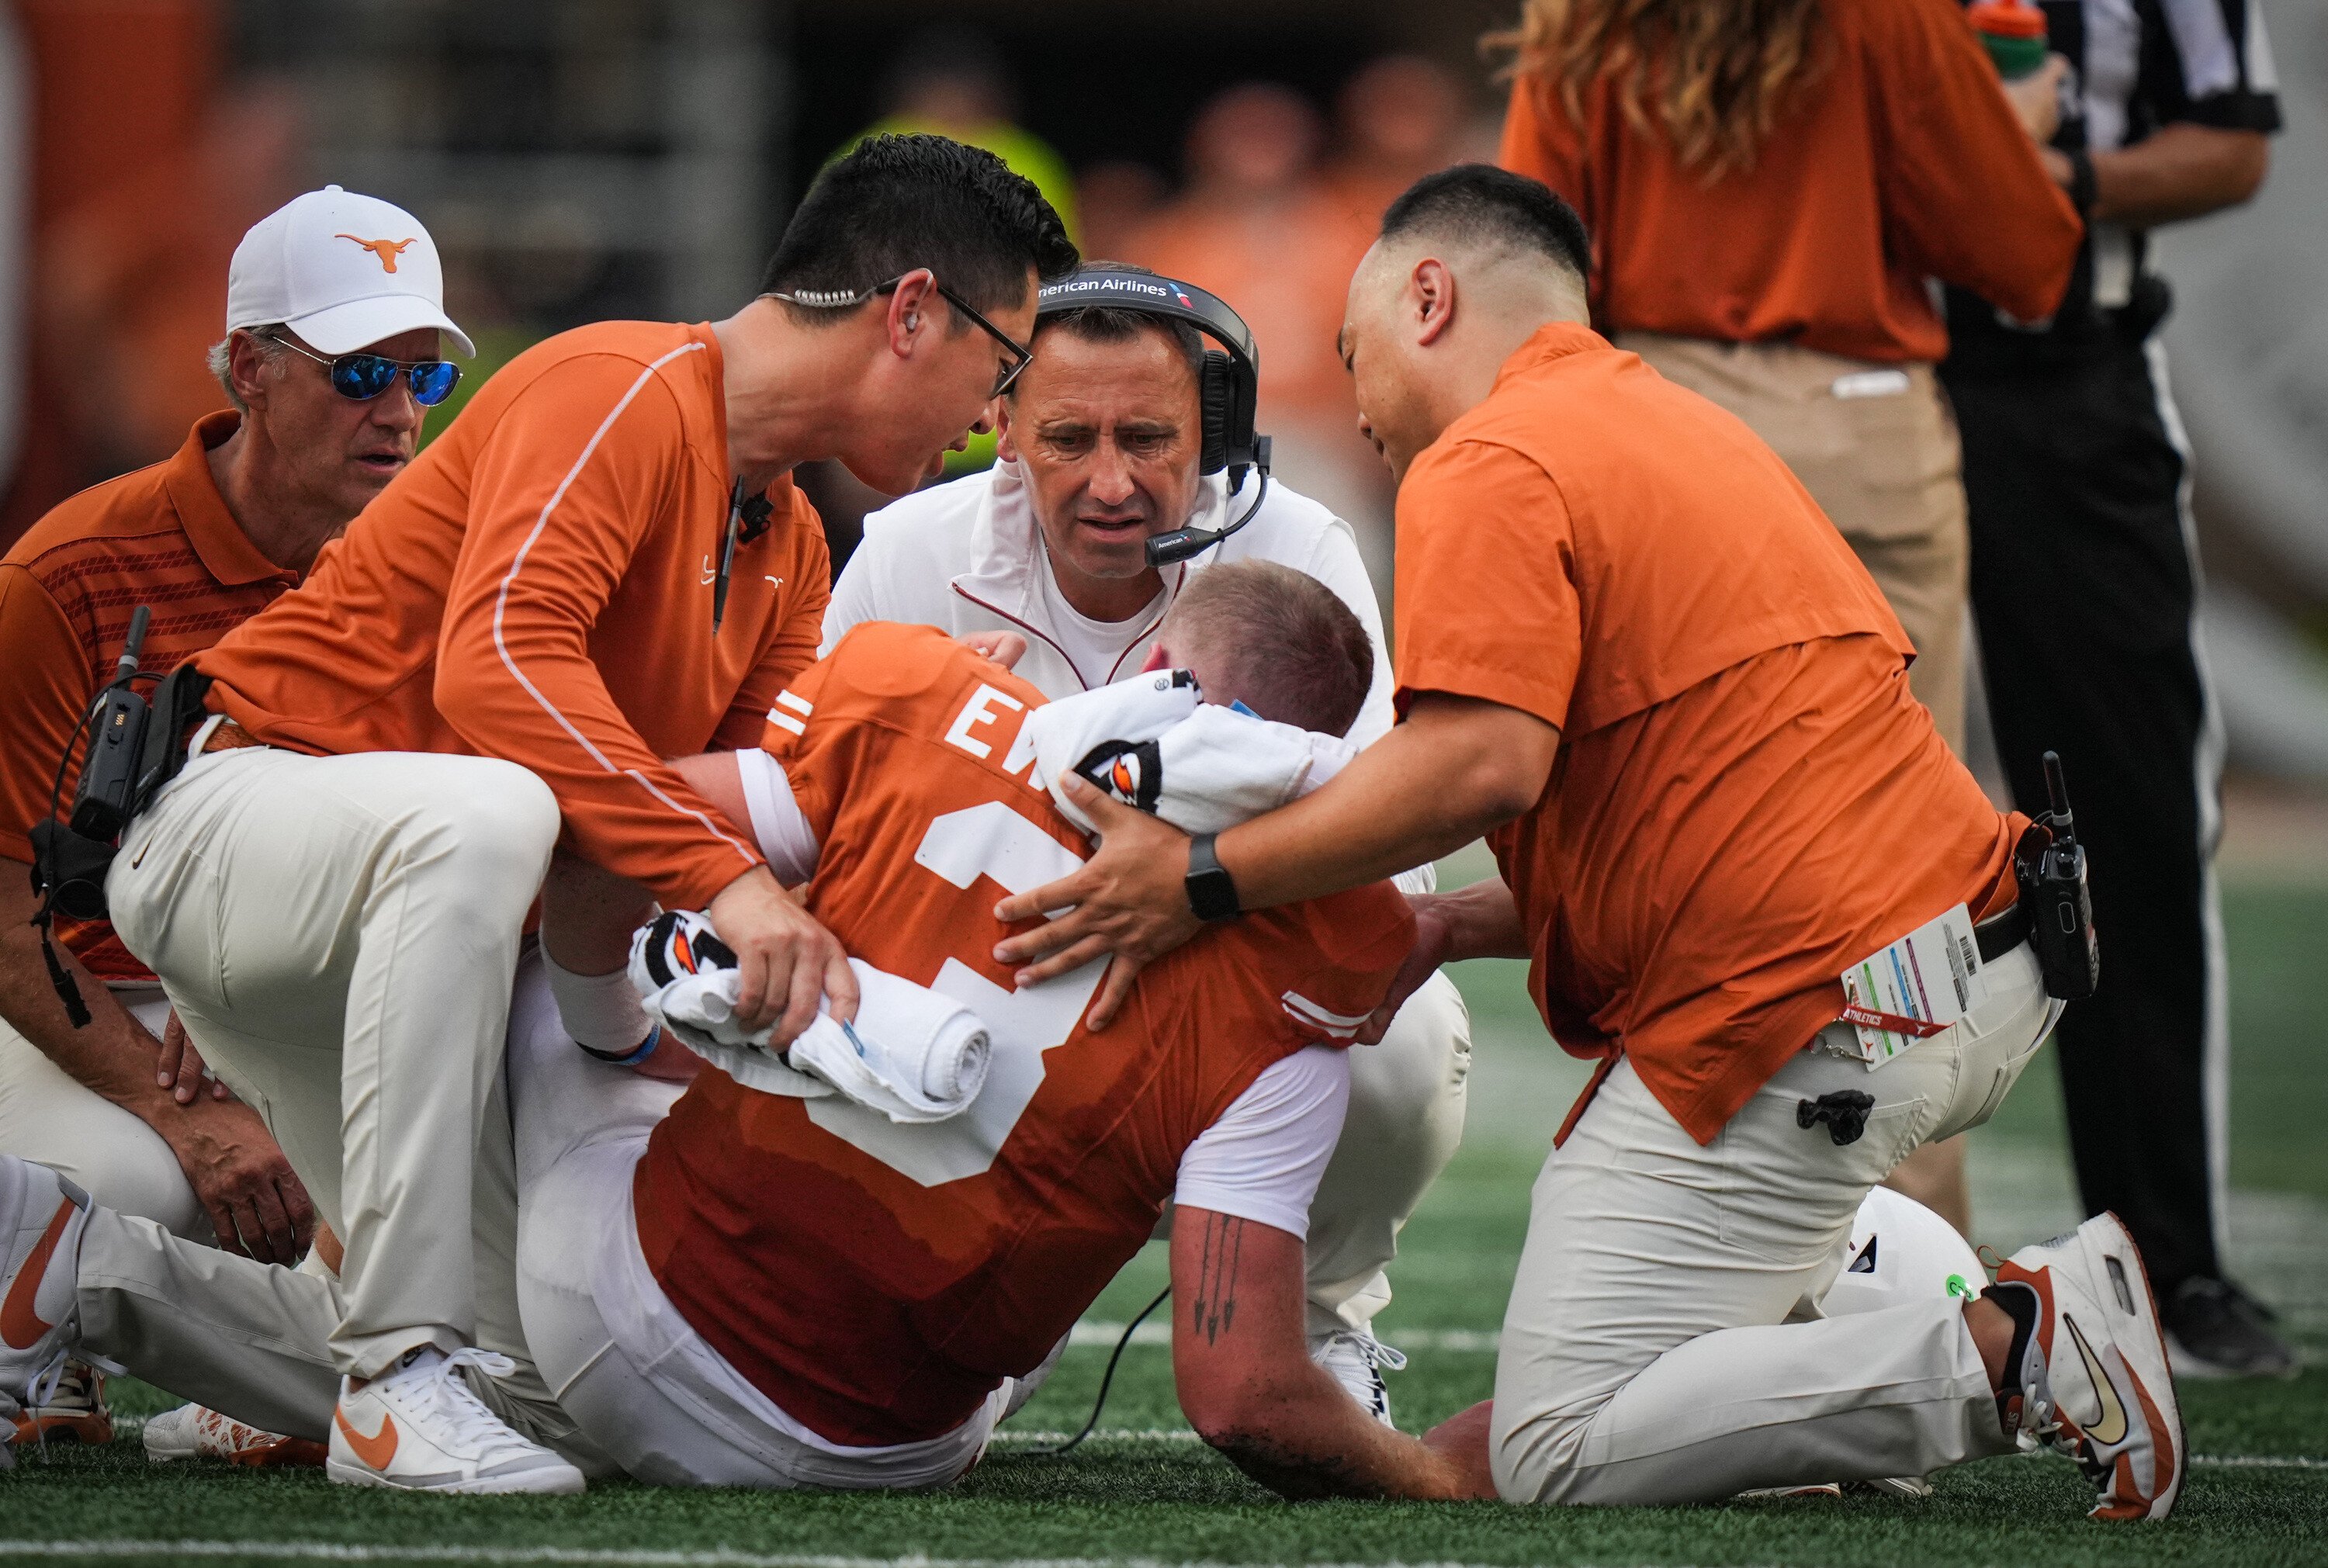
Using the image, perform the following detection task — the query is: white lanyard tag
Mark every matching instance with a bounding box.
[1838,904,1991,1070]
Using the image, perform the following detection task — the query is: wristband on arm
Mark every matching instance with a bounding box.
[544,948,654,1055]
[577,1023,661,1068]
[2066,148,2098,220]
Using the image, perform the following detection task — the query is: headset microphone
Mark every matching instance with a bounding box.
[1144,436,1271,566]
[1034,268,1270,569]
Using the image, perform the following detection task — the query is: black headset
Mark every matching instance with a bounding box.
[1034,268,1273,566]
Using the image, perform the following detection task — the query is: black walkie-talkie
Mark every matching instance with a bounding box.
[2020,749,2100,1001]
[69,604,154,843]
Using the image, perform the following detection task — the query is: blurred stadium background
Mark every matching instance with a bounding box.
[0,3,2322,1562]
[2,0,2323,785]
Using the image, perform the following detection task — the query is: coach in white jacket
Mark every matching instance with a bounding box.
[824,285,1470,1417]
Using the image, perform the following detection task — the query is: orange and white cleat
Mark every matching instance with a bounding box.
[9,1359,112,1447]
[144,1403,327,1468]
[1993,1212,2186,1521]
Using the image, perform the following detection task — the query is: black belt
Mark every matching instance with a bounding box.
[1974,901,2032,964]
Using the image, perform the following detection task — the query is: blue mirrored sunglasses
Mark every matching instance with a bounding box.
[267,333,462,406]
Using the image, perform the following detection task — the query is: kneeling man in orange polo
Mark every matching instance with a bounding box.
[989,167,2179,1521]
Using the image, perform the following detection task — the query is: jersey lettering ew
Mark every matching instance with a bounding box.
[631,623,1412,1448]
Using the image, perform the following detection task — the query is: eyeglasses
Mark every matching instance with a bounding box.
[764,273,1034,398]
[266,333,462,406]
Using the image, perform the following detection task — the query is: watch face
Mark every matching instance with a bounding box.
[1186,862,1237,922]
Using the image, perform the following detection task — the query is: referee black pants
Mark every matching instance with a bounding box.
[1942,337,2224,1296]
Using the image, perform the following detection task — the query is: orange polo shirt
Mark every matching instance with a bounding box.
[0,412,300,980]
[1498,0,2081,364]
[1394,324,2021,1141]
[196,321,831,908]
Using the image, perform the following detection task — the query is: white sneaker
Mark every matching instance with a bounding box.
[0,1156,91,1414]
[1993,1212,2185,1521]
[145,1402,327,1468]
[327,1346,584,1494]
[1309,1327,1407,1428]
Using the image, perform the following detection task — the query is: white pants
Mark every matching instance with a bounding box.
[0,988,204,1239]
[503,959,1011,1489]
[1491,943,2056,1504]
[105,743,560,1381]
[1305,970,1471,1335]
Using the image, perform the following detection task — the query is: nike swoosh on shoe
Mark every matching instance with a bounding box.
[0,1200,77,1350]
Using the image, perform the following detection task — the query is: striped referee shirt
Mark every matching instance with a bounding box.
[1952,0,2281,345]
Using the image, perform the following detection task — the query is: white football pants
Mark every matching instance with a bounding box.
[0,989,205,1240]
[503,967,1014,1488]
[105,743,559,1383]
[1304,971,1471,1338]
[1491,943,2056,1504]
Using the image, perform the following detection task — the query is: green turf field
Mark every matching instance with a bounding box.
[3,871,2323,1567]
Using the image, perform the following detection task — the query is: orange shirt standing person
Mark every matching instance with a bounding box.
[99,135,1077,1496]
[989,170,2184,1523]
[1496,0,2082,1231]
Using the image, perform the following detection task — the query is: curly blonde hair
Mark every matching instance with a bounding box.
[1488,0,1830,178]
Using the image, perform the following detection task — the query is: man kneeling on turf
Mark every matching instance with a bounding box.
[0,563,1486,1498]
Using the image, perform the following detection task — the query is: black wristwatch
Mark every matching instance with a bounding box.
[1184,832,1242,922]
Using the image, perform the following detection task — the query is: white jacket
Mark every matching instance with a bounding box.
[826,459,1397,745]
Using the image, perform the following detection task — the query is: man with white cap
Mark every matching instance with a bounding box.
[71,135,1074,1495]
[0,185,466,1459]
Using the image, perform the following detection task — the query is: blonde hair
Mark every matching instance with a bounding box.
[1489,0,1829,178]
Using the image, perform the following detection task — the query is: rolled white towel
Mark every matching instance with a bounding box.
[628,912,991,1122]
[788,967,991,1123]
[1024,670,1356,836]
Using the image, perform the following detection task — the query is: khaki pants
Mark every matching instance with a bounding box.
[1490,945,2056,1504]
[0,989,203,1239]
[105,743,559,1383]
[1619,334,1970,753]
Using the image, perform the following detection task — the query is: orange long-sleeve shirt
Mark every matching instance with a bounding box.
[196,321,830,908]
[1499,0,2083,364]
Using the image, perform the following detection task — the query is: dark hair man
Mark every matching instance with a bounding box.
[824,264,1473,1421]
[95,134,1075,1494]
[1939,0,2291,1378]
[988,165,2188,1519]
[0,185,471,1454]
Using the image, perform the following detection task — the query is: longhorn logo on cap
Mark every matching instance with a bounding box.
[336,234,417,273]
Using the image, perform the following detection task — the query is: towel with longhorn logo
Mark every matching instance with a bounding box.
[1022,667,1358,838]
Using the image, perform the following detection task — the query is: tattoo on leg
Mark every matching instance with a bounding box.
[1190,1213,1245,1345]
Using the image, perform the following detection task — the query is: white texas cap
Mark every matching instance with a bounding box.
[224,185,474,358]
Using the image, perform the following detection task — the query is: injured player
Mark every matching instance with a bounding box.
[0,562,1489,1499]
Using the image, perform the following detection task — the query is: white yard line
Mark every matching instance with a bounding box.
[0,1549,1787,1568]
[1067,1324,1498,1351]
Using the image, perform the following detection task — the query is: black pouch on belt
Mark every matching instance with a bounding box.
[36,663,214,927]
[128,663,216,822]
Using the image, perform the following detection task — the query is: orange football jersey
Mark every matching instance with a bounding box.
[631,621,1413,1447]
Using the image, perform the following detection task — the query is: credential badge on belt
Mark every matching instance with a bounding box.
[1838,904,1992,1070]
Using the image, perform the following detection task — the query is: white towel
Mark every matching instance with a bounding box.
[627,912,991,1123]
[1024,670,1358,837]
